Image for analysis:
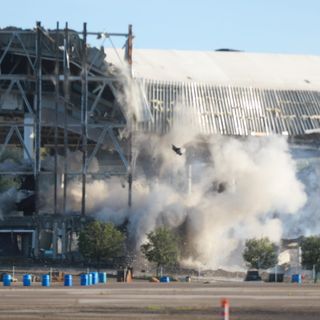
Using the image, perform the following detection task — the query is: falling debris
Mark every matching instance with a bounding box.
[172,144,183,156]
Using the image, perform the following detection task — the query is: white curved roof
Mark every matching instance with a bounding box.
[106,49,320,91]
[105,49,320,136]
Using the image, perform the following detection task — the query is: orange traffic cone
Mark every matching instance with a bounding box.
[220,298,230,320]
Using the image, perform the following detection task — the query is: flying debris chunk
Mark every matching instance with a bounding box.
[172,144,183,156]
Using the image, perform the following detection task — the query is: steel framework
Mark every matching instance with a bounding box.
[0,22,133,216]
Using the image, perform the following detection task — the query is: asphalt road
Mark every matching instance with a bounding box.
[0,280,319,319]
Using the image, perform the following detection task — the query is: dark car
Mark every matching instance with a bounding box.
[244,270,262,281]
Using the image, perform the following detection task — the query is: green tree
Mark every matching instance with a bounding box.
[78,221,125,268]
[243,237,278,270]
[141,227,179,276]
[301,236,320,283]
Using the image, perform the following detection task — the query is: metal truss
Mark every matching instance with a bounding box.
[0,22,133,216]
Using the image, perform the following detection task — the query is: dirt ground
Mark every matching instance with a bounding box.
[0,280,319,319]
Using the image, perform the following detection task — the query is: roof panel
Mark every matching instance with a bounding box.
[139,80,320,136]
[106,48,320,91]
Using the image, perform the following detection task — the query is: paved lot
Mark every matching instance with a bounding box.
[0,280,320,319]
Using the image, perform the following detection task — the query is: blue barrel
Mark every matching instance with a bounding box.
[64,274,73,287]
[88,273,93,286]
[91,272,98,285]
[80,273,88,286]
[292,274,302,283]
[3,274,11,286]
[42,274,50,287]
[160,276,170,283]
[23,274,32,286]
[98,272,107,283]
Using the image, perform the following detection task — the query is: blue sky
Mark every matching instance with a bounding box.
[2,0,320,55]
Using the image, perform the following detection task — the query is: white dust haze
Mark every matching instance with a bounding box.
[40,65,317,269]
[51,129,309,269]
[92,132,308,268]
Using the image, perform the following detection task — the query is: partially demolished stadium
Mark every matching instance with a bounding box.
[0,23,320,266]
[0,23,132,259]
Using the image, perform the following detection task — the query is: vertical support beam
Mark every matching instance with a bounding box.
[61,221,67,259]
[63,23,70,215]
[54,22,59,215]
[23,114,34,160]
[128,167,132,207]
[125,24,133,74]
[52,222,57,259]
[126,24,133,208]
[68,226,73,254]
[81,22,88,216]
[35,21,42,215]
[32,229,39,258]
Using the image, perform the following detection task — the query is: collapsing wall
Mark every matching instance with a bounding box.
[95,130,317,269]
[126,76,320,269]
[91,75,320,269]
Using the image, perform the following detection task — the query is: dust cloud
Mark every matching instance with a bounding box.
[53,66,311,269]
[92,130,307,268]
[0,63,317,269]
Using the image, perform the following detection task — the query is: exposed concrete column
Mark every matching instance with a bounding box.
[23,113,34,160]
[34,21,42,216]
[52,222,58,259]
[22,233,30,257]
[33,229,39,258]
[81,22,88,217]
[61,222,67,259]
